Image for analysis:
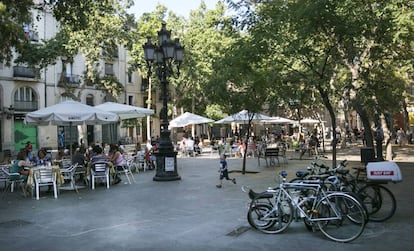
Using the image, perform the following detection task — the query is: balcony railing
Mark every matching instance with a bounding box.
[58,73,81,87]
[13,66,39,79]
[13,100,38,111]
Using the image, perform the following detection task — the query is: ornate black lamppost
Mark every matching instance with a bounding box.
[143,23,183,181]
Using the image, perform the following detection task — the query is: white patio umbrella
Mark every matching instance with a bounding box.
[24,100,119,126]
[298,118,322,124]
[24,100,119,156]
[94,102,154,120]
[169,112,214,128]
[261,116,295,124]
[215,110,271,124]
[169,112,214,138]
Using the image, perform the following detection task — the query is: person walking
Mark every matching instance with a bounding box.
[216,154,236,188]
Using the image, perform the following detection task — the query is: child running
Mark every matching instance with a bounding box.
[216,154,236,188]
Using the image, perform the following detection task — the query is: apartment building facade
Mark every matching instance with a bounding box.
[0,8,159,153]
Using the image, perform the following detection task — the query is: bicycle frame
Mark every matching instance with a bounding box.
[267,181,344,223]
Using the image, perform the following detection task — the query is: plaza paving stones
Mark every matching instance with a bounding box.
[0,145,413,251]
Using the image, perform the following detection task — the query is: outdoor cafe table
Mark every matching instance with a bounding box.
[26,165,64,188]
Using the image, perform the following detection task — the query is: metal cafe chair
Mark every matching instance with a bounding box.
[90,161,110,190]
[33,167,58,200]
[60,163,79,193]
[1,165,26,196]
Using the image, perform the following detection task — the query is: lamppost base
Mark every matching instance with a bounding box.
[153,174,181,181]
[153,151,181,181]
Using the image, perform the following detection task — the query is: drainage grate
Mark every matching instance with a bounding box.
[0,219,32,228]
[226,226,251,237]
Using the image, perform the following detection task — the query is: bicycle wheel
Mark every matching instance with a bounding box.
[247,203,275,229]
[316,193,366,243]
[342,191,369,223]
[357,184,396,222]
[249,198,293,234]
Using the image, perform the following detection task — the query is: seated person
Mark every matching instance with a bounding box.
[86,145,112,185]
[10,148,32,183]
[194,140,202,155]
[88,145,109,173]
[90,145,109,164]
[55,146,67,160]
[144,146,155,170]
[72,146,86,166]
[185,137,195,156]
[25,141,35,162]
[34,149,51,166]
[108,144,123,184]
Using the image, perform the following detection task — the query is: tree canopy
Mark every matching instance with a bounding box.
[2,0,413,149]
[0,0,34,64]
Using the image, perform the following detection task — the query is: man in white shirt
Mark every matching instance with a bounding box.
[185,137,195,156]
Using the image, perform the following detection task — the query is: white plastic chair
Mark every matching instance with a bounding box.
[33,167,58,200]
[91,161,110,190]
[134,152,147,172]
[0,166,7,187]
[116,156,136,184]
[74,164,87,185]
[60,163,78,193]
[61,158,72,169]
[1,165,26,194]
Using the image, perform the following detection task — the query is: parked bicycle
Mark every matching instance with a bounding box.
[244,171,367,243]
[290,157,397,222]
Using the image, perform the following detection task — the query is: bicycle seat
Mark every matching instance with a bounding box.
[336,169,349,175]
[248,189,274,200]
[296,170,310,178]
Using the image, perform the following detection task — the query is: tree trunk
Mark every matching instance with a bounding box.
[355,105,373,147]
[242,122,251,175]
[315,83,337,168]
[381,114,393,160]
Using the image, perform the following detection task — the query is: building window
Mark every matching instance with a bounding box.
[127,72,132,83]
[23,23,39,42]
[14,86,38,111]
[105,63,114,76]
[128,95,133,106]
[86,94,94,106]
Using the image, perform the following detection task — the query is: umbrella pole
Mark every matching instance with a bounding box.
[192,124,195,138]
[69,122,73,159]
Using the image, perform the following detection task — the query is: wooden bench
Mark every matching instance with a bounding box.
[257,147,280,167]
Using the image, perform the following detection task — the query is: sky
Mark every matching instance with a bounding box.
[129,0,221,19]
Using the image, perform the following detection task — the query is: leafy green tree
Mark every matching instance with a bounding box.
[323,0,412,159]
[0,0,34,64]
[52,0,135,97]
[208,32,274,173]
[128,4,185,139]
[226,0,414,163]
[178,1,236,115]
[205,104,227,121]
[222,0,343,165]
